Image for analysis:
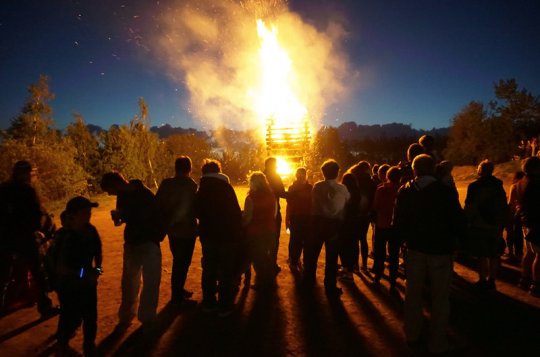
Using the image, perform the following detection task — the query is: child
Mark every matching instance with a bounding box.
[49,196,102,356]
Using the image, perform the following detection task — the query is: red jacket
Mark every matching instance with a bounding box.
[373,182,399,229]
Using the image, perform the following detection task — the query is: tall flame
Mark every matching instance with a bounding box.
[254,19,307,129]
[253,19,310,176]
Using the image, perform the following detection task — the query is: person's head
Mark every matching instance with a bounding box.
[61,196,98,230]
[371,164,380,178]
[435,160,454,179]
[522,156,540,176]
[248,171,270,193]
[477,160,494,177]
[201,159,221,175]
[100,172,128,195]
[265,157,277,173]
[412,154,436,177]
[175,156,192,176]
[378,164,390,183]
[418,135,434,152]
[321,159,340,180]
[407,143,424,163]
[11,160,33,184]
[386,166,401,184]
[356,160,371,175]
[295,167,307,182]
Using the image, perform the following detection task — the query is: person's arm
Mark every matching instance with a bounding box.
[242,196,254,227]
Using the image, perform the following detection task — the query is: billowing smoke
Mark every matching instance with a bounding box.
[151,0,351,135]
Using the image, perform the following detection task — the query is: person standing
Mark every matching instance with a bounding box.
[50,197,102,356]
[263,157,287,273]
[0,160,56,316]
[393,154,464,354]
[243,172,277,290]
[100,172,163,330]
[195,160,242,317]
[372,166,402,290]
[353,161,377,272]
[304,160,350,296]
[155,156,198,305]
[464,160,508,290]
[518,157,540,297]
[285,168,312,272]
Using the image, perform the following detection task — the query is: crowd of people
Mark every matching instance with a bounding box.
[1,134,540,356]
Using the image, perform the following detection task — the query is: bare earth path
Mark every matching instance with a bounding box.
[1,184,539,356]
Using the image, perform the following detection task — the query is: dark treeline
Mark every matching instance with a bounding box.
[1,75,539,203]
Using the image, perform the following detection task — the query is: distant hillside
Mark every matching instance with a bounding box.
[337,122,448,141]
[150,124,208,139]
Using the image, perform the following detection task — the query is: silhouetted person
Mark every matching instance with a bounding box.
[304,160,350,297]
[100,172,163,330]
[243,172,277,290]
[393,154,464,354]
[263,157,287,273]
[372,166,402,289]
[506,171,525,260]
[518,156,540,297]
[195,159,242,317]
[353,161,377,272]
[464,160,507,290]
[418,134,442,162]
[339,163,361,281]
[285,168,312,271]
[49,197,102,356]
[0,160,56,316]
[156,156,198,305]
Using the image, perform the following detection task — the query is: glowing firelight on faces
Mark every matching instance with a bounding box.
[254,19,310,177]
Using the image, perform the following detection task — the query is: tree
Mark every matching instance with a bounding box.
[491,79,540,140]
[444,101,486,165]
[65,113,102,191]
[7,75,56,145]
[308,126,353,173]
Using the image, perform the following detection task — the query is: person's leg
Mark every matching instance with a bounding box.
[24,245,53,314]
[530,243,540,296]
[388,235,401,287]
[426,254,453,354]
[323,221,341,291]
[288,216,302,266]
[404,250,427,343]
[168,237,182,301]
[172,236,196,300]
[56,282,81,344]
[514,217,524,258]
[478,257,489,282]
[358,217,370,270]
[201,240,219,307]
[303,219,325,285]
[217,241,237,311]
[521,241,535,288]
[139,242,162,324]
[82,283,98,355]
[118,243,141,325]
[271,212,282,270]
[372,227,387,280]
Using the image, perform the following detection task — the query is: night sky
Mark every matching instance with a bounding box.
[1,0,539,131]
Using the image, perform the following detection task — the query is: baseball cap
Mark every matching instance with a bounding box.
[65,196,99,213]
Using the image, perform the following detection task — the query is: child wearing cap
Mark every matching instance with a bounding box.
[48,196,102,356]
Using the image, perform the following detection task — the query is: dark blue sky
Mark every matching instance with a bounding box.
[1,0,539,131]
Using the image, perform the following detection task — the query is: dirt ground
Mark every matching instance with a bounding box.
[1,182,540,357]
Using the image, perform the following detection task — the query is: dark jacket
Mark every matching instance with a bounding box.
[286,180,312,218]
[0,180,42,253]
[195,174,242,242]
[48,223,102,287]
[521,176,540,244]
[156,176,198,239]
[341,172,360,220]
[117,180,163,245]
[393,177,465,255]
[354,171,377,218]
[464,175,508,230]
